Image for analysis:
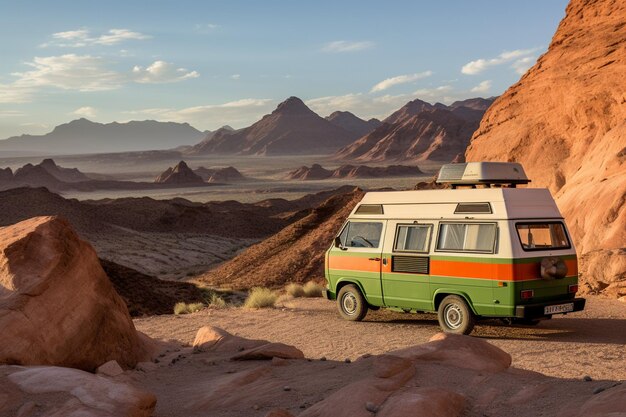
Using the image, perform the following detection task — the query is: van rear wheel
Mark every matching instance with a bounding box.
[337,284,368,321]
[437,295,475,335]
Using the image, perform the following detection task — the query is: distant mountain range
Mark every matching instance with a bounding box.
[334,97,495,162]
[286,163,423,180]
[187,97,368,156]
[0,119,206,155]
[0,95,494,161]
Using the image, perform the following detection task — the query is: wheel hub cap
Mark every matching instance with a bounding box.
[342,293,357,315]
[444,304,463,329]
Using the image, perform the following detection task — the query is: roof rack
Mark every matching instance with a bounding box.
[436,162,530,189]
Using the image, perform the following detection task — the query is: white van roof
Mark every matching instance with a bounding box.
[352,188,563,220]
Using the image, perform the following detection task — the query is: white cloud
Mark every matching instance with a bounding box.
[511,56,536,75]
[71,106,97,118]
[231,74,241,80]
[194,23,220,33]
[43,28,150,48]
[470,80,492,93]
[12,54,124,91]
[124,98,275,128]
[461,48,540,75]
[370,71,433,92]
[322,40,375,53]
[132,61,199,84]
[0,54,199,103]
[0,110,25,117]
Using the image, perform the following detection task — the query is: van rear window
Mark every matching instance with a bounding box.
[516,222,570,250]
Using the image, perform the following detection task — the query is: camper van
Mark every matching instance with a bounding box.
[323,162,585,334]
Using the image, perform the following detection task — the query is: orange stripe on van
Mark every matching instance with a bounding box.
[430,258,578,281]
[328,255,380,273]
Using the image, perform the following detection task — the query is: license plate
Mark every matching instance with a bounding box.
[544,303,574,315]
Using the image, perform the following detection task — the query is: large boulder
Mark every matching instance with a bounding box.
[0,216,150,371]
[1,365,156,417]
[392,333,512,372]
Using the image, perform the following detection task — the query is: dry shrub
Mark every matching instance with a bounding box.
[303,281,324,298]
[209,293,227,308]
[174,302,204,315]
[244,287,278,308]
[285,283,305,297]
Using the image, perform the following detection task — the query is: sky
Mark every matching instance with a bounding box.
[0,0,569,138]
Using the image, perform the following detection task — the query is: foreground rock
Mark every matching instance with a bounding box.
[1,365,156,417]
[0,216,150,370]
[465,0,626,295]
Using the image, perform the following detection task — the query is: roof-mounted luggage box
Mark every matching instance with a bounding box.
[437,162,530,188]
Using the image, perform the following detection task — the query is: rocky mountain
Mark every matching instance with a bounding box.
[38,158,91,182]
[188,97,356,155]
[0,119,205,156]
[194,166,245,183]
[465,0,626,297]
[325,111,382,137]
[334,98,494,162]
[154,161,204,184]
[287,163,423,180]
[199,187,364,289]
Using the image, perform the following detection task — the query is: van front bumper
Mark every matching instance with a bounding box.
[514,298,586,319]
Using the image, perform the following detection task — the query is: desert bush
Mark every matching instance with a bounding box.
[244,287,278,308]
[303,281,324,298]
[209,293,227,309]
[174,302,204,315]
[285,283,305,297]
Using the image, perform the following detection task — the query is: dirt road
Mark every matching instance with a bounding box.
[135,295,626,381]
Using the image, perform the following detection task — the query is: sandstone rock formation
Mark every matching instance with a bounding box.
[154,160,204,184]
[199,187,364,289]
[188,97,356,155]
[287,164,423,180]
[465,0,626,296]
[1,365,156,417]
[0,216,150,370]
[335,97,494,162]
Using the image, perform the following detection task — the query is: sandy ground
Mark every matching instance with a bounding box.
[135,294,626,381]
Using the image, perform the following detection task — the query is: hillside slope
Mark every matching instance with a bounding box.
[199,188,364,289]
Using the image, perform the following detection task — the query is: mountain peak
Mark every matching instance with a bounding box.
[40,158,58,168]
[274,96,312,115]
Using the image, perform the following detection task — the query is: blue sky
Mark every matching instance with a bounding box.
[0,0,568,138]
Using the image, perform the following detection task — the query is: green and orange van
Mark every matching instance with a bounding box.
[323,162,585,334]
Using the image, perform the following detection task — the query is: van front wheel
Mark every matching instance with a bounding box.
[437,295,475,335]
[337,284,368,321]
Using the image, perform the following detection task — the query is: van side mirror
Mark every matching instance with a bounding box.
[334,236,343,248]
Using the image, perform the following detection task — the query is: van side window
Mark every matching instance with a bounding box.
[437,223,496,253]
[340,222,383,248]
[394,224,432,253]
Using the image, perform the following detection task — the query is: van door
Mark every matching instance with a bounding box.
[327,220,386,305]
[381,222,433,310]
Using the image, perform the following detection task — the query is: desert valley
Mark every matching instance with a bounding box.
[1,0,625,416]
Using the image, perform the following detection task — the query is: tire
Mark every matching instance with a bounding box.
[437,295,475,335]
[337,284,368,321]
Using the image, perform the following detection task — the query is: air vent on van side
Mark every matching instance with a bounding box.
[392,256,429,274]
[355,204,384,215]
[454,202,492,214]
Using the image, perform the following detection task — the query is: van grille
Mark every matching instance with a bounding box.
[392,256,429,274]
[355,204,384,215]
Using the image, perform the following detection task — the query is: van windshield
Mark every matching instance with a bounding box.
[516,222,570,250]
